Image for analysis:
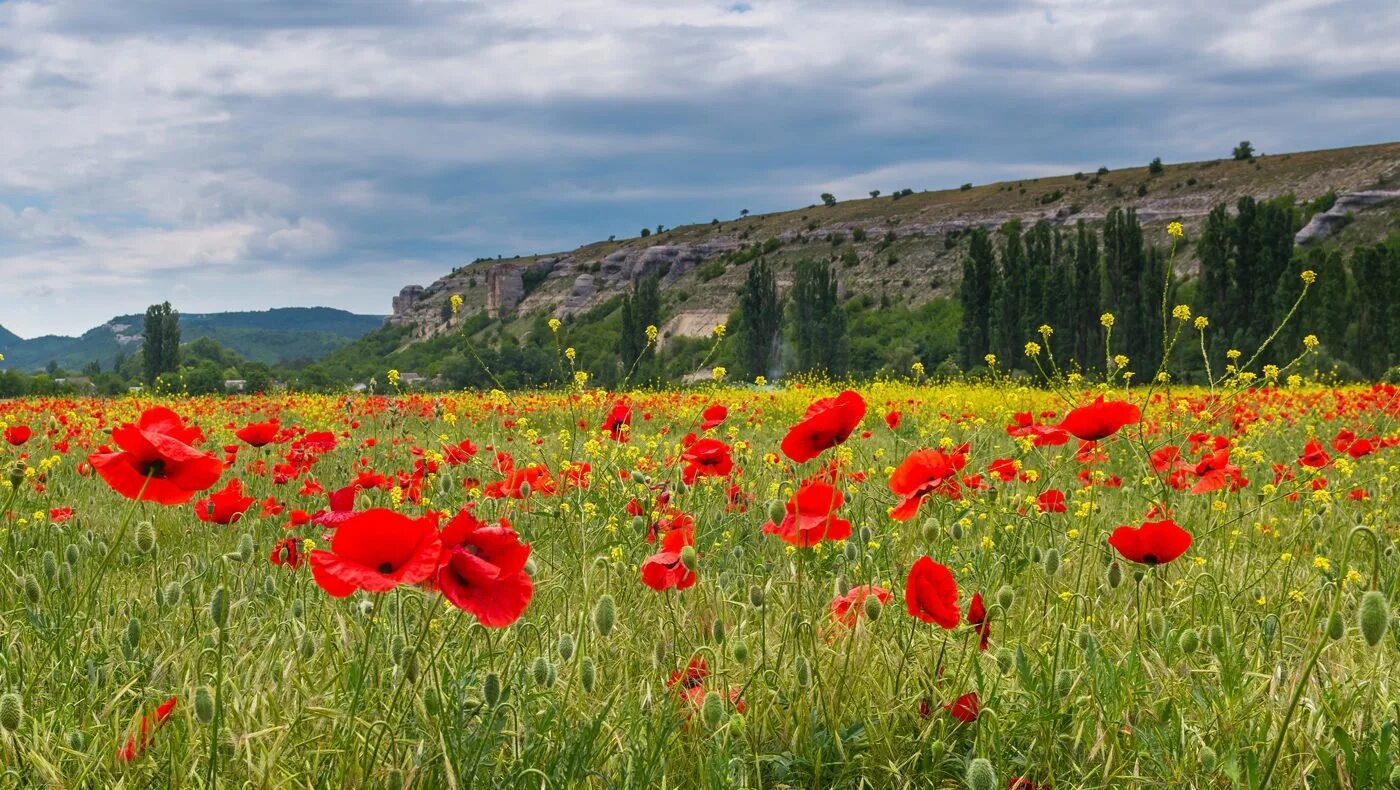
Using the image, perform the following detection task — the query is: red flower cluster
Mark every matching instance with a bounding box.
[88,407,223,505]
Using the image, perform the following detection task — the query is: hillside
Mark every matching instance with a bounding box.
[382,142,1400,355]
[0,307,385,372]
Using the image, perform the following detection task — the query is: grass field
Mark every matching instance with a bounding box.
[0,378,1397,787]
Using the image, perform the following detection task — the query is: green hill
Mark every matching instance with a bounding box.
[0,307,384,372]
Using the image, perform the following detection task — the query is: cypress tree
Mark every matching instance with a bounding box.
[736,258,781,379]
[958,228,995,368]
[792,259,846,375]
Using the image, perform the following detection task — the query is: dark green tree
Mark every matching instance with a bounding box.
[142,302,180,385]
[791,259,847,375]
[990,220,1025,365]
[735,258,781,379]
[957,228,996,368]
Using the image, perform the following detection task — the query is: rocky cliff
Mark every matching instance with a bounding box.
[385,142,1400,347]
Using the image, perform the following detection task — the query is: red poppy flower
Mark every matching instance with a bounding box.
[50,506,74,523]
[311,484,359,528]
[118,696,178,761]
[1108,518,1192,566]
[668,655,709,690]
[270,537,304,569]
[194,478,256,524]
[235,418,280,448]
[905,556,960,628]
[780,390,867,463]
[1298,439,1331,469]
[762,481,852,547]
[681,437,734,484]
[435,509,534,627]
[3,425,31,446]
[944,691,980,723]
[1036,489,1066,514]
[87,407,223,505]
[641,547,696,591]
[309,509,443,597]
[967,592,991,650]
[830,585,892,627]
[1055,396,1140,441]
[603,401,632,442]
[885,410,903,429]
[888,449,966,521]
[700,404,728,430]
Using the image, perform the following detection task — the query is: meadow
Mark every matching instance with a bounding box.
[0,375,1396,788]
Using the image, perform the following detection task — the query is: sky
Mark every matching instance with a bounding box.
[1,0,1398,338]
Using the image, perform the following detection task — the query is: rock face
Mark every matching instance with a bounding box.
[563,274,596,314]
[487,266,525,318]
[1295,190,1400,245]
[392,285,424,317]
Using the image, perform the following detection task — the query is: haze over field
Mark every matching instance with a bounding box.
[3,0,1399,336]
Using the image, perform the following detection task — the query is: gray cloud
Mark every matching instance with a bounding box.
[1,0,1397,336]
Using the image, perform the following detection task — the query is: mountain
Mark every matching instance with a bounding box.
[382,142,1400,351]
[0,307,386,372]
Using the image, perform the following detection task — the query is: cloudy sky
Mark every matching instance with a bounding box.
[2,0,1397,337]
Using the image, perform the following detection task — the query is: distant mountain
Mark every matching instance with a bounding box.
[0,307,385,372]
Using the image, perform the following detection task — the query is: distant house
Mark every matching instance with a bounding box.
[54,376,95,389]
[225,379,247,392]
[351,382,369,393]
[399,372,426,386]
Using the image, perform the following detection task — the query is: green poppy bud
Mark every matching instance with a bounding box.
[950,522,964,541]
[767,499,785,523]
[631,515,646,534]
[749,585,765,609]
[0,693,21,732]
[835,575,850,597]
[996,585,1014,611]
[1107,561,1123,589]
[532,656,550,687]
[859,526,872,543]
[1179,628,1200,655]
[1358,590,1389,647]
[580,656,597,693]
[701,690,723,728]
[482,672,501,707]
[711,618,726,645]
[844,541,859,562]
[195,686,215,724]
[733,640,749,663]
[995,647,1013,674]
[165,581,182,606]
[1056,669,1072,697]
[1077,625,1096,653]
[921,518,939,541]
[965,757,996,790]
[794,655,812,688]
[67,731,85,750]
[125,616,141,649]
[518,481,532,498]
[134,521,156,554]
[299,633,316,659]
[1148,610,1166,639]
[1043,548,1061,577]
[21,575,41,606]
[653,641,666,668]
[594,595,616,637]
[65,543,80,566]
[679,545,699,571]
[863,593,883,622]
[1207,624,1226,652]
[557,632,575,661]
[1326,610,1344,641]
[41,551,58,581]
[1199,745,1217,772]
[209,586,228,628]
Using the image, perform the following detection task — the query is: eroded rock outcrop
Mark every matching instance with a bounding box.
[1295,191,1400,245]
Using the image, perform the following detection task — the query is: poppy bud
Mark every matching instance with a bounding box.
[712,618,726,644]
[859,526,872,543]
[209,586,228,628]
[1147,610,1166,639]
[1179,628,1200,655]
[594,595,616,637]
[65,544,80,566]
[300,633,316,659]
[986,486,999,503]
[126,616,141,649]
[794,655,812,688]
[558,632,575,661]
[701,690,723,728]
[41,551,57,582]
[844,541,858,561]
[154,585,165,608]
[1030,547,1041,563]
[386,769,405,790]
[1261,613,1277,643]
[519,481,532,498]
[950,522,964,541]
[679,545,699,571]
[765,499,785,524]
[21,575,41,606]
[482,672,501,707]
[836,575,850,597]
[749,585,765,609]
[1132,569,1146,584]
[58,564,72,589]
[1199,745,1217,772]
[195,686,215,723]
[359,600,375,616]
[391,636,407,665]
[921,519,939,542]
[1076,625,1095,653]
[0,693,22,732]
[165,581,182,606]
[995,647,1013,673]
[8,460,24,487]
[863,593,883,622]
[1107,561,1123,589]
[532,657,550,687]
[631,515,646,534]
[230,533,254,562]
[1207,624,1226,652]
[630,470,647,484]
[1326,610,1345,641]
[1043,548,1061,577]
[1358,590,1389,647]
[653,641,666,668]
[965,757,996,790]
[67,731,85,750]
[1056,669,1072,697]
[404,653,420,683]
[580,656,597,693]
[134,521,156,554]
[996,585,1014,611]
[733,640,749,663]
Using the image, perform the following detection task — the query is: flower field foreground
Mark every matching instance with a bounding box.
[1,382,1397,787]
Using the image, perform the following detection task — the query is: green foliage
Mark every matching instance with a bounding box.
[735,258,782,379]
[791,259,847,375]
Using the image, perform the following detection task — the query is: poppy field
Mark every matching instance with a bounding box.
[1,378,1398,788]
